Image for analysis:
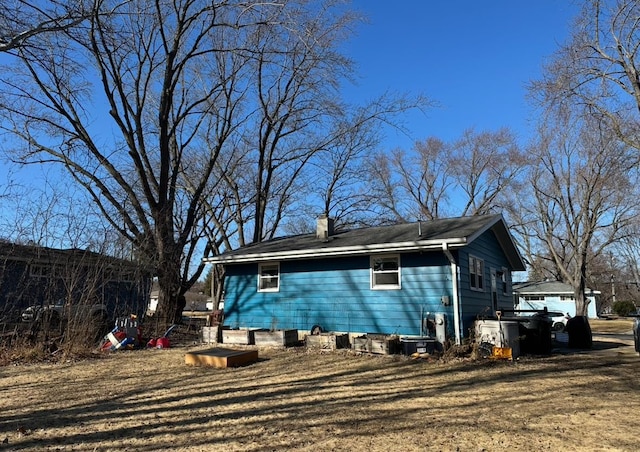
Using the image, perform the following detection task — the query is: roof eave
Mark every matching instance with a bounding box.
[204,237,468,264]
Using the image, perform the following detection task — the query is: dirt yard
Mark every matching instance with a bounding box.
[1,319,639,451]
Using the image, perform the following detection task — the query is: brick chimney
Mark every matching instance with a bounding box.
[316,215,335,241]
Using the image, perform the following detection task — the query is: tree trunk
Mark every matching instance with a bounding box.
[154,244,184,326]
[574,249,590,317]
[574,290,590,317]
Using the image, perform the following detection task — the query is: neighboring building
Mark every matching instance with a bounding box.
[204,214,526,345]
[513,280,599,321]
[148,287,210,314]
[0,241,151,323]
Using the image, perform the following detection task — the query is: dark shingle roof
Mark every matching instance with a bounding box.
[513,281,600,295]
[206,214,526,271]
[0,240,147,272]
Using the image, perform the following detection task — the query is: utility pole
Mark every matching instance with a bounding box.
[611,274,616,305]
[610,252,616,305]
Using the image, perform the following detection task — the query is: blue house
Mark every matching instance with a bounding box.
[204,214,526,345]
[513,280,599,325]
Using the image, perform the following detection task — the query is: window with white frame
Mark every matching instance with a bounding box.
[371,255,401,289]
[258,263,280,292]
[469,255,484,291]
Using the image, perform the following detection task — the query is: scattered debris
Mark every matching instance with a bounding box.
[100,316,142,352]
[146,324,177,349]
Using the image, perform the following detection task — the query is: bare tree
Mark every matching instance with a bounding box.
[449,128,529,216]
[0,0,371,325]
[363,150,409,224]
[532,0,640,151]
[0,0,93,52]
[522,0,640,315]
[392,137,453,221]
[362,137,453,224]
[367,128,526,223]
[516,111,640,316]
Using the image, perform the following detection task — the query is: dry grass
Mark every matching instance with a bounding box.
[0,322,638,451]
[589,317,635,333]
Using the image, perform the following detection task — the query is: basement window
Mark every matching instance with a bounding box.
[371,255,401,290]
[258,263,280,292]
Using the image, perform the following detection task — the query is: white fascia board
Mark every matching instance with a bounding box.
[204,238,468,264]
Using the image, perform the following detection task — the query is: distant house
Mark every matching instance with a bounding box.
[204,214,526,345]
[148,287,210,314]
[513,280,599,321]
[0,241,151,323]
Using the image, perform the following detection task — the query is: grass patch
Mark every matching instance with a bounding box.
[589,317,635,333]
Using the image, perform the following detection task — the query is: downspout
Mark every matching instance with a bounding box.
[442,243,461,345]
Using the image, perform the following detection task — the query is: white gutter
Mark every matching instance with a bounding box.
[204,237,468,264]
[442,243,462,345]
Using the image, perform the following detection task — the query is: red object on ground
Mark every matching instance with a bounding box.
[146,338,157,348]
[101,331,128,351]
[156,337,170,349]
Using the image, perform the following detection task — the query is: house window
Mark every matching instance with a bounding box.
[496,268,508,295]
[258,263,280,292]
[30,264,49,278]
[523,295,544,301]
[469,256,484,291]
[371,255,401,290]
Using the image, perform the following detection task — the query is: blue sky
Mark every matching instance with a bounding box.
[0,1,581,242]
[342,1,579,149]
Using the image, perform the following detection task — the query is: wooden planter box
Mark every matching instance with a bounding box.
[368,336,400,355]
[185,348,259,368]
[253,329,299,347]
[221,328,255,345]
[352,334,400,355]
[352,336,368,352]
[201,325,221,344]
[305,333,349,350]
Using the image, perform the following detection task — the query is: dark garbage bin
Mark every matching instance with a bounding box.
[519,314,553,355]
[565,316,592,349]
[633,318,639,353]
[400,337,438,355]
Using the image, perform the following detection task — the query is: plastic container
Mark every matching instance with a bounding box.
[474,320,520,358]
[400,337,437,355]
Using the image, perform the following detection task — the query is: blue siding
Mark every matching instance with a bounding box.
[224,253,455,336]
[458,229,515,333]
[223,228,517,339]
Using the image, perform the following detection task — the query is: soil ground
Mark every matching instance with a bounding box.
[0,319,639,451]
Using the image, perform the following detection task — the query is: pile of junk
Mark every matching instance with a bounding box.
[99,315,177,351]
[474,307,593,359]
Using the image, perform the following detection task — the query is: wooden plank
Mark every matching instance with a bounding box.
[184,348,259,368]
